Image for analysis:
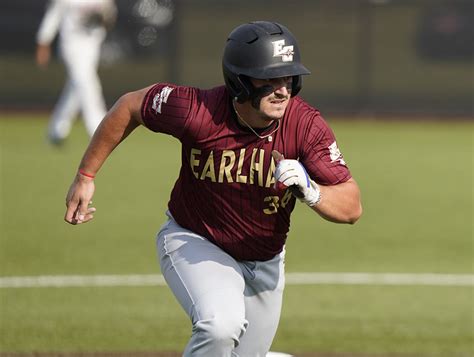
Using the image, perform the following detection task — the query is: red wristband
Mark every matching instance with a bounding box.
[78,169,95,179]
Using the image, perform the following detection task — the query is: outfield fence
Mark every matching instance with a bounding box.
[0,0,472,116]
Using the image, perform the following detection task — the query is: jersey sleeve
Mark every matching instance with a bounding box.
[300,113,352,186]
[140,83,196,139]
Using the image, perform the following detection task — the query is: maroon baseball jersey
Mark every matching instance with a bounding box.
[141,84,351,261]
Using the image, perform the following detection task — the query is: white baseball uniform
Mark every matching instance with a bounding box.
[36,0,116,141]
[157,212,286,356]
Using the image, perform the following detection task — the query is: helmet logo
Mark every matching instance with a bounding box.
[272,40,294,62]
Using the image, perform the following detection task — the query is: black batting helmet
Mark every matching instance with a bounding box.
[222,21,310,103]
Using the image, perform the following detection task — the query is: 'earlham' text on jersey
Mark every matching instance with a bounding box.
[141,84,351,261]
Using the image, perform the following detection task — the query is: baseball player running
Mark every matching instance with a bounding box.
[64,21,362,356]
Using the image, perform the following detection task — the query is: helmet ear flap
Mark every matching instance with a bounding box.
[223,66,253,103]
[235,76,254,103]
[291,75,303,97]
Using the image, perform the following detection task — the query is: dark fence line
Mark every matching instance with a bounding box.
[0,0,472,116]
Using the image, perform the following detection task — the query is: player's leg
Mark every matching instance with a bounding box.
[234,249,286,356]
[64,36,106,137]
[156,214,248,357]
[47,78,80,144]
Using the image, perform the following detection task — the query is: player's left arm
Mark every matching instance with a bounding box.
[311,177,362,224]
[273,151,362,224]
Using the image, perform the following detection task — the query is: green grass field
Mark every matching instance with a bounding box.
[0,116,473,356]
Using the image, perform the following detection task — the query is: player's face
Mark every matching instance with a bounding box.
[250,76,292,121]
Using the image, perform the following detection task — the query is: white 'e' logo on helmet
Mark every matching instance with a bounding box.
[272,40,294,62]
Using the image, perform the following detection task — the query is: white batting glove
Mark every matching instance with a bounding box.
[273,152,322,206]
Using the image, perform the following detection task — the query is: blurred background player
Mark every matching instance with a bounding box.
[35,0,117,145]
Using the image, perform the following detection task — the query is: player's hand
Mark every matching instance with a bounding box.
[35,44,51,69]
[272,150,322,206]
[64,173,96,225]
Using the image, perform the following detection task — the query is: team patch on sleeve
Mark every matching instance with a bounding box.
[141,83,194,138]
[152,86,174,114]
[328,141,346,165]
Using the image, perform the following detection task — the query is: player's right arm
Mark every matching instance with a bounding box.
[64,87,151,225]
[36,0,62,68]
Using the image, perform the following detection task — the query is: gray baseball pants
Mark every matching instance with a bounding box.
[156,213,286,356]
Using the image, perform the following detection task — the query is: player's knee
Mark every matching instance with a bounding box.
[195,313,248,345]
